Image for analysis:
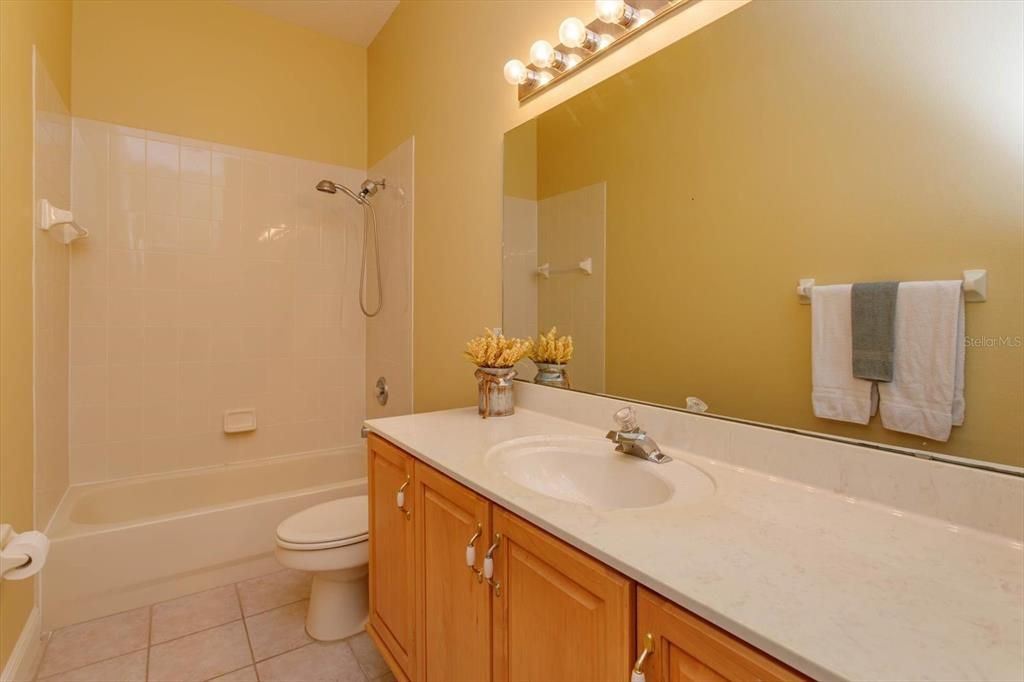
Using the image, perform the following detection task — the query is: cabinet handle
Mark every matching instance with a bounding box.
[466,523,483,582]
[630,632,654,682]
[483,533,502,596]
[396,476,411,520]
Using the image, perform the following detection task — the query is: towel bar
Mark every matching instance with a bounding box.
[797,270,987,304]
[38,199,89,245]
[536,257,593,279]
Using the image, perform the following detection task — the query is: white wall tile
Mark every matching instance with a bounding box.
[70,118,370,483]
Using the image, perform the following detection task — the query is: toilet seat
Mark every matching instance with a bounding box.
[276,496,368,551]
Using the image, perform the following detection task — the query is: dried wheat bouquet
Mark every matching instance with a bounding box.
[530,327,573,365]
[464,328,533,368]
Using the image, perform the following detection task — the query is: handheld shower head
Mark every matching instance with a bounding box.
[316,179,365,204]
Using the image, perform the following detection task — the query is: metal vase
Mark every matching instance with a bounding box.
[533,362,570,389]
[475,367,517,418]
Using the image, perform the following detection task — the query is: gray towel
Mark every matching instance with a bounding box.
[851,281,898,382]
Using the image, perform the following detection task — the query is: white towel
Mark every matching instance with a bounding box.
[812,284,876,424]
[878,281,965,441]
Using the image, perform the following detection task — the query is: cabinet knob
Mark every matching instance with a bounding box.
[631,632,654,682]
[396,476,411,520]
[484,533,502,596]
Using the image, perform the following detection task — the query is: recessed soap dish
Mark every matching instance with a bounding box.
[224,408,257,434]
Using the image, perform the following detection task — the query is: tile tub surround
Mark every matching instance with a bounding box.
[68,118,367,484]
[34,569,394,682]
[364,399,1024,681]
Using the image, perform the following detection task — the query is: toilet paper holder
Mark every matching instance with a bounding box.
[1,524,33,577]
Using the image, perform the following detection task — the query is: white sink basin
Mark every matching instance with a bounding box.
[485,435,714,510]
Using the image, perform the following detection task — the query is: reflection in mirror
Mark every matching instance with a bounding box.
[502,0,1023,468]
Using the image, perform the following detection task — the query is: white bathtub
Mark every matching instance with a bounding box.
[43,447,367,630]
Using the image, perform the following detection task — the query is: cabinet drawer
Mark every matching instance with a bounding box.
[636,587,808,682]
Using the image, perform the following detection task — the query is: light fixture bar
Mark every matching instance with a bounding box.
[503,0,691,103]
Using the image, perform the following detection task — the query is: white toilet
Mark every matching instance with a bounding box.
[274,496,369,641]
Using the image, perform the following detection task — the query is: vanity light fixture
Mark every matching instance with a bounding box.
[504,0,691,101]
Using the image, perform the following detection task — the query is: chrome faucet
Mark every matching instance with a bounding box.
[605,406,672,464]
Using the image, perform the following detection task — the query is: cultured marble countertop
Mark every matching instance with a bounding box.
[365,408,1024,682]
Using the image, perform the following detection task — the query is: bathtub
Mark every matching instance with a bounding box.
[43,446,367,630]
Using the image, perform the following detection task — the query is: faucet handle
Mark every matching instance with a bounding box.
[614,406,639,432]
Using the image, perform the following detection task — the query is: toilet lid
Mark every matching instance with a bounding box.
[276,496,368,550]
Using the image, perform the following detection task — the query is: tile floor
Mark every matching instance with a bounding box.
[35,569,394,682]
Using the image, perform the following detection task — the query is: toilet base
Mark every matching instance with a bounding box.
[305,565,369,641]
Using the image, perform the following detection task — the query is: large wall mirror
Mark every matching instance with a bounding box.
[503,0,1023,468]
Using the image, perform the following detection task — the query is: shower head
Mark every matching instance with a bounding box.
[316,179,366,204]
[315,178,387,205]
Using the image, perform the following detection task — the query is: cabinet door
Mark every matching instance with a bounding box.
[635,587,808,682]
[414,463,492,682]
[492,508,634,682]
[367,435,416,679]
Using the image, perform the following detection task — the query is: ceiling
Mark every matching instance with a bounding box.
[232,0,400,47]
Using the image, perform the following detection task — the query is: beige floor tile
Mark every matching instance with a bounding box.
[151,584,242,644]
[372,673,396,682]
[147,621,252,682]
[208,666,259,682]
[347,632,390,679]
[237,569,311,616]
[37,607,150,677]
[256,641,366,682]
[39,650,147,682]
[244,600,312,661]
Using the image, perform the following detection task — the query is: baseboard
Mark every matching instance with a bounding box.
[0,606,43,682]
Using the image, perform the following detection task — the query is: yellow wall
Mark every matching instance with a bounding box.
[368,0,744,412]
[0,0,72,667]
[72,0,366,168]
[533,1,1024,466]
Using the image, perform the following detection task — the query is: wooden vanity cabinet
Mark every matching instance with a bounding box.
[368,436,806,682]
[635,588,808,682]
[492,507,634,682]
[367,435,416,680]
[413,462,492,682]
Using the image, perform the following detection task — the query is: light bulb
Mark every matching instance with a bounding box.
[598,33,614,49]
[559,17,597,51]
[503,59,535,85]
[635,8,655,25]
[529,40,565,69]
[596,0,639,26]
[537,71,554,86]
[565,53,582,69]
[595,0,625,23]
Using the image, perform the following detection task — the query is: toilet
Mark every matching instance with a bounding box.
[274,496,369,641]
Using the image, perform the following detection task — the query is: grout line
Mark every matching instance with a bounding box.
[235,583,260,681]
[150,617,244,649]
[241,595,309,619]
[145,604,153,682]
[35,647,149,681]
[251,637,315,665]
[201,662,252,682]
